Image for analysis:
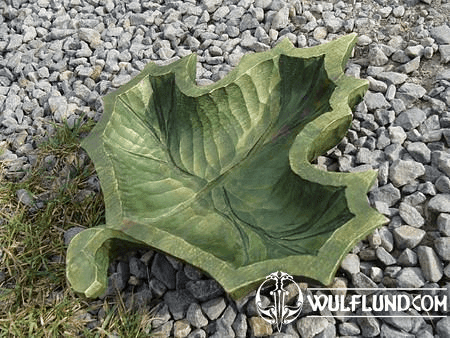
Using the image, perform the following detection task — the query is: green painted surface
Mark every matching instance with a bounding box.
[66,34,388,300]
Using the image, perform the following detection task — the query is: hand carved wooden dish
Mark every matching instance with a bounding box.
[66,33,387,300]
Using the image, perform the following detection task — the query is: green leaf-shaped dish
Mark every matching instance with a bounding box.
[67,34,387,300]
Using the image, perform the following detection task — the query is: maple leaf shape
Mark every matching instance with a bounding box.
[67,34,387,299]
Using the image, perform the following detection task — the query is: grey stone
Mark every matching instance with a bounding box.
[173,319,191,338]
[325,16,343,33]
[369,183,401,207]
[393,5,405,17]
[232,313,247,337]
[430,25,450,45]
[367,76,388,92]
[437,70,450,81]
[403,192,426,206]
[389,159,425,187]
[201,297,226,320]
[436,317,450,337]
[248,316,272,337]
[202,0,222,13]
[365,91,391,111]
[376,72,408,85]
[418,181,436,196]
[417,246,443,282]
[391,50,410,63]
[164,289,197,320]
[48,96,69,123]
[385,144,405,162]
[148,278,166,298]
[424,46,434,59]
[103,270,128,297]
[388,126,407,144]
[129,256,147,279]
[374,201,391,216]
[434,237,450,261]
[4,95,21,113]
[271,7,290,30]
[391,99,406,114]
[240,13,259,31]
[436,176,450,193]
[352,272,378,293]
[315,324,335,338]
[398,202,424,227]
[6,34,23,51]
[422,165,444,183]
[379,226,394,252]
[126,289,152,310]
[398,248,418,266]
[313,26,327,40]
[428,194,450,213]
[214,305,236,333]
[152,304,172,328]
[369,46,389,66]
[151,253,176,290]
[340,253,360,275]
[436,152,450,176]
[438,213,450,236]
[397,56,421,74]
[186,279,224,302]
[393,226,426,249]
[397,83,427,106]
[375,110,395,126]
[380,323,414,338]
[212,6,230,21]
[186,303,208,328]
[394,108,426,131]
[376,247,397,265]
[386,84,396,101]
[384,266,402,278]
[368,228,382,248]
[339,322,360,336]
[187,329,206,338]
[296,316,329,338]
[396,267,425,288]
[64,227,85,246]
[422,129,443,143]
[357,312,380,337]
[406,142,431,163]
[152,320,173,337]
[23,26,37,43]
[358,34,372,46]
[16,188,34,206]
[78,28,102,48]
[378,6,393,18]
[184,265,203,281]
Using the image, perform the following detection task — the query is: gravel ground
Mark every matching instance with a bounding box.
[1,0,450,337]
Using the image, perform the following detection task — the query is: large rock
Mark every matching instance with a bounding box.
[436,317,450,337]
[393,226,426,249]
[389,159,425,187]
[394,108,426,130]
[428,194,450,213]
[369,183,401,207]
[430,25,450,44]
[365,91,391,110]
[434,237,450,261]
[398,202,424,227]
[297,316,329,338]
[396,267,425,288]
[417,246,443,282]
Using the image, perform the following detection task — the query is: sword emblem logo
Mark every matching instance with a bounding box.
[255,271,303,332]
